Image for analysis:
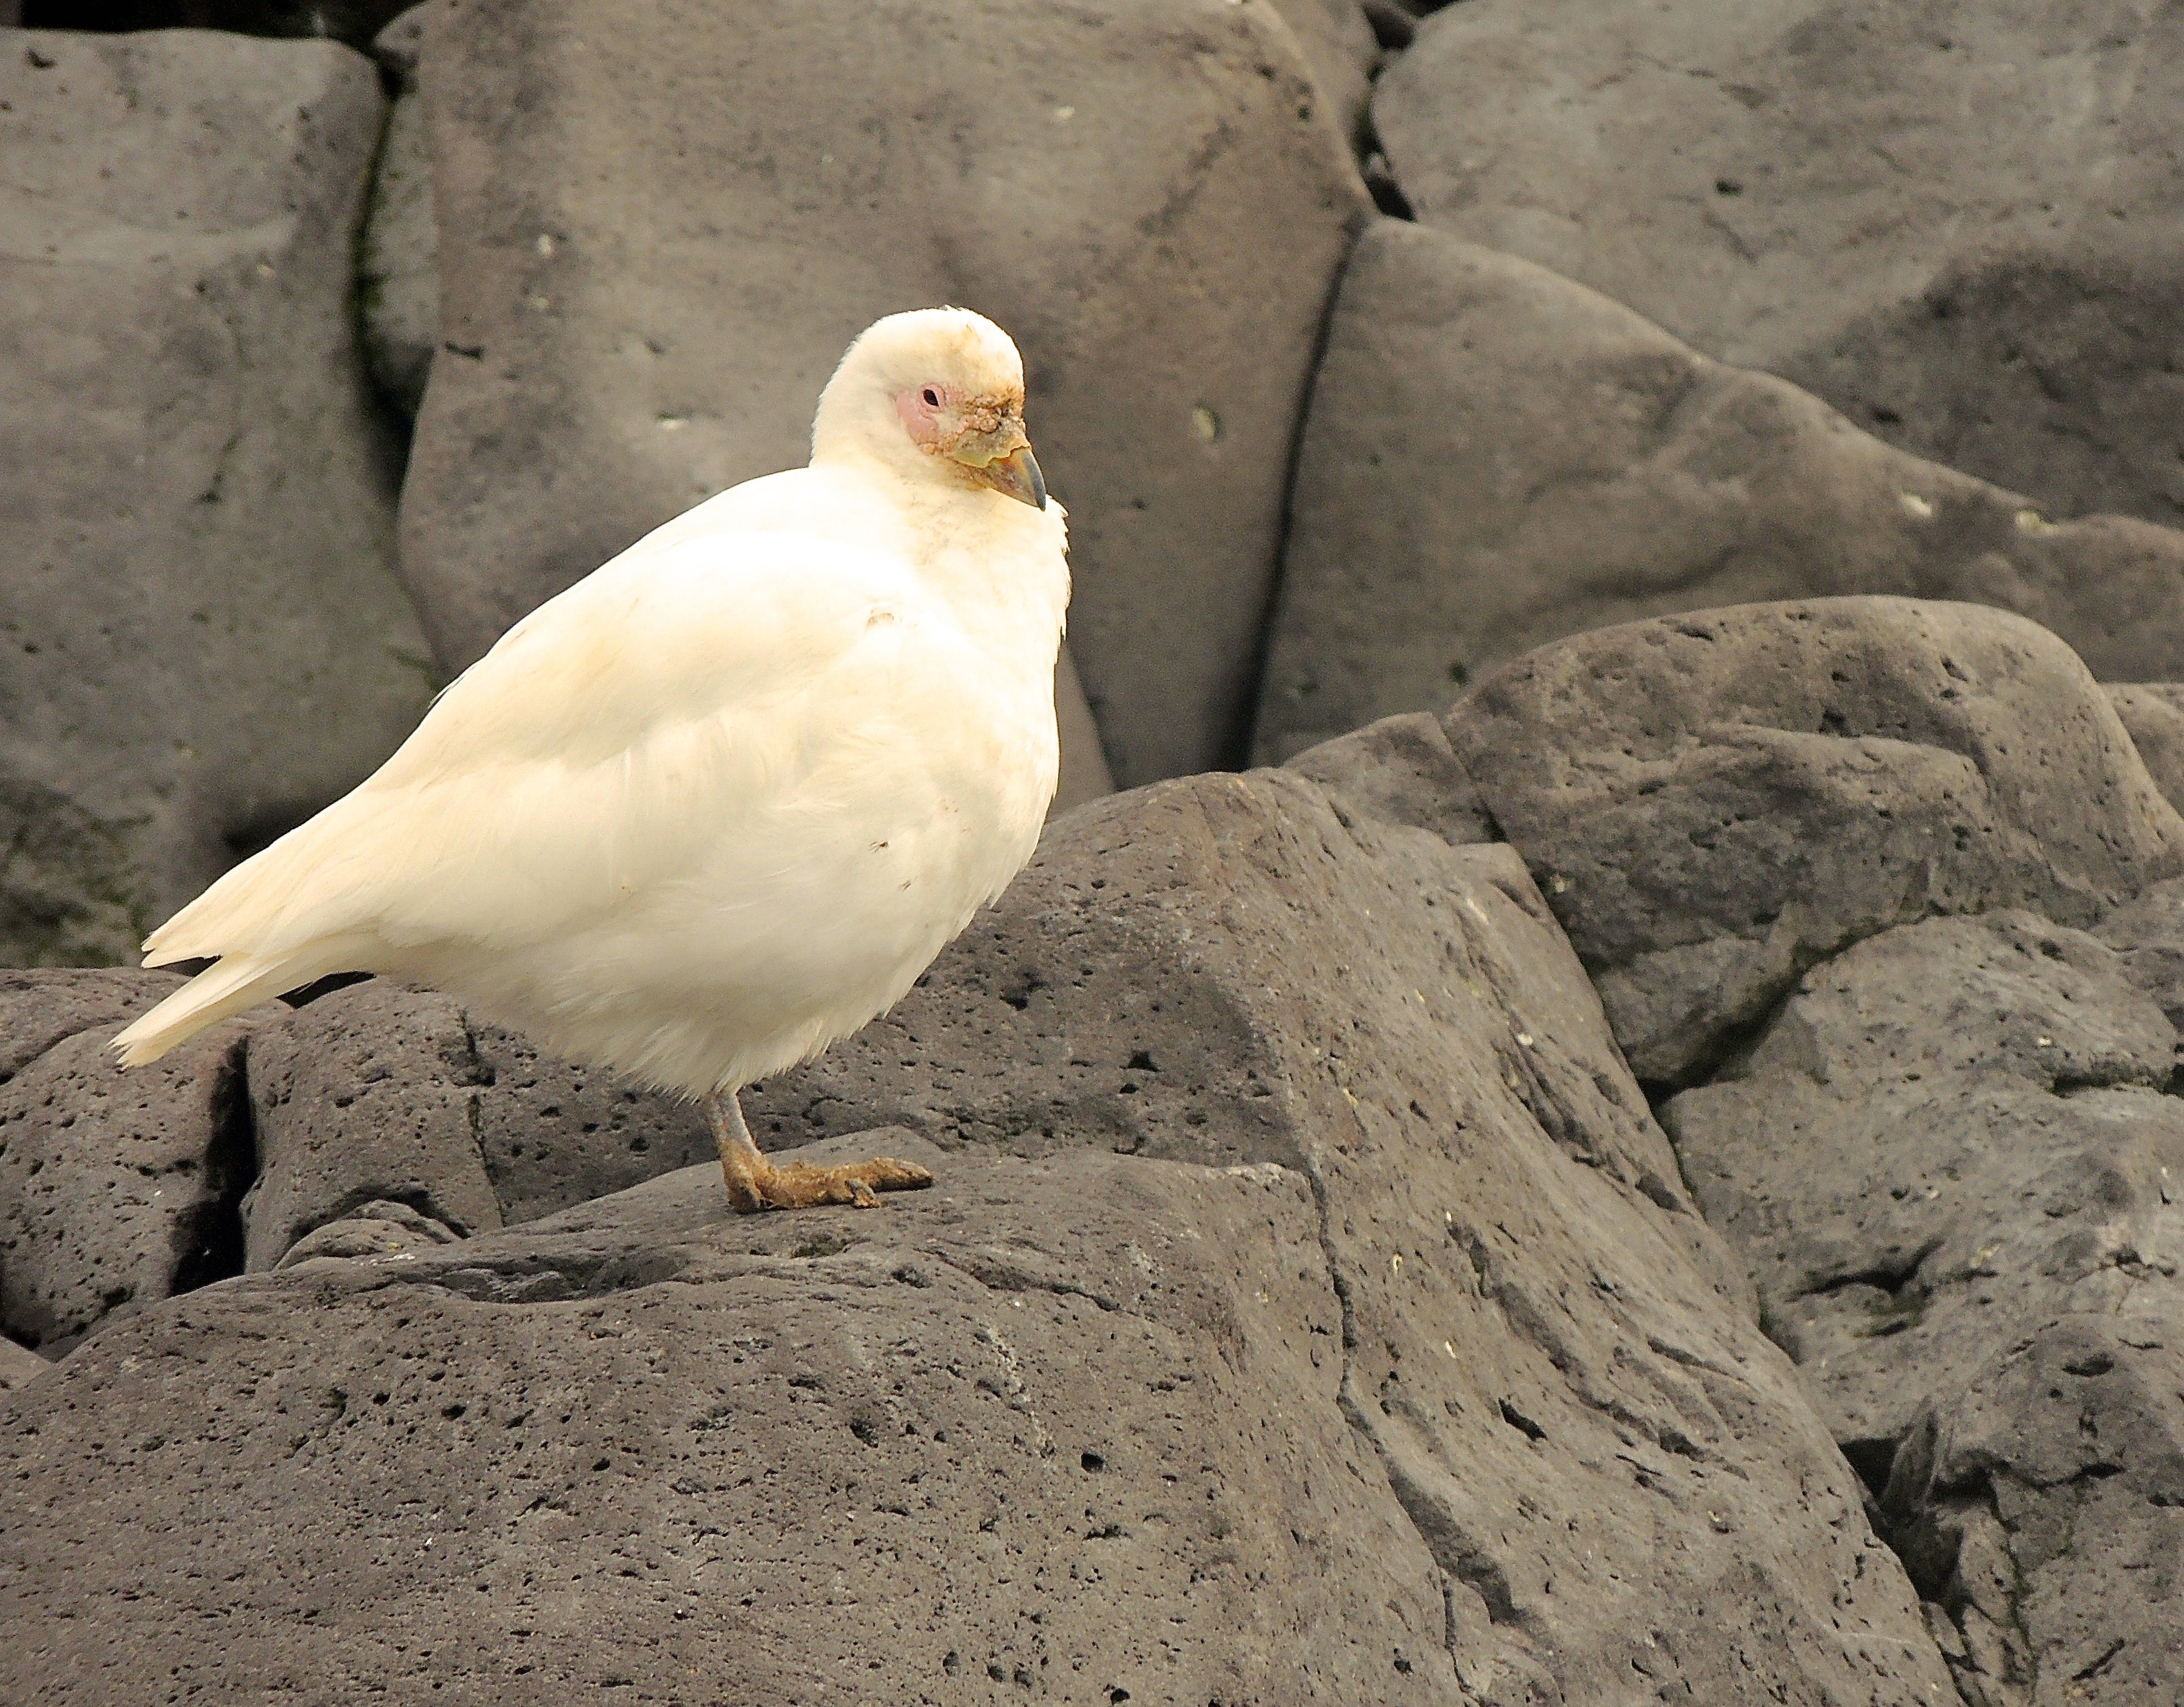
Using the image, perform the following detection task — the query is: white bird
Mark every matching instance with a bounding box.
[114,308,1070,1212]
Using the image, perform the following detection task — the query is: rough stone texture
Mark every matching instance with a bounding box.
[737,771,1954,1701]
[464,1015,711,1229]
[0,30,436,965]
[0,773,1953,1703]
[242,980,503,1272]
[1375,0,2184,532]
[1447,598,2184,1086]
[1254,222,2184,761]
[1662,912,2181,1450]
[1270,0,1379,145]
[274,1197,463,1269]
[1281,710,1496,845]
[2095,876,2184,1034]
[1662,912,2184,1705]
[401,0,1367,783]
[357,79,435,415]
[2109,685,2184,818]
[0,1338,48,1394]
[0,971,252,1353]
[244,979,713,1270]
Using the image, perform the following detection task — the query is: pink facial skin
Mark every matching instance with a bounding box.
[894,382,959,451]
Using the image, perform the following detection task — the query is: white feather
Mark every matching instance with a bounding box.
[116,310,1071,1095]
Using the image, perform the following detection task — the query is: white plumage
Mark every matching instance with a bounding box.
[114,308,1070,1210]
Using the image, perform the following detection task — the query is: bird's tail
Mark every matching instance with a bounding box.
[111,935,374,1067]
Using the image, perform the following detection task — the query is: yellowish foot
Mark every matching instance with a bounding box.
[705,1088,933,1214]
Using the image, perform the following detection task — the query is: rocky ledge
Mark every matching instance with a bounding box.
[6,596,2181,1706]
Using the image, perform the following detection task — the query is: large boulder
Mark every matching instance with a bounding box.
[1254,221,2184,761]
[1446,598,2184,1084]
[0,772,1954,1702]
[738,772,1952,1700]
[1374,0,2184,531]
[398,0,1368,786]
[1662,912,2184,1705]
[0,972,252,1354]
[0,29,435,965]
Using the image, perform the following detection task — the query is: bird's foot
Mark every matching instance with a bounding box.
[722,1152,933,1214]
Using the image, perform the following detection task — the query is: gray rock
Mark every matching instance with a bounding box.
[242,979,500,1272]
[1448,597,2184,1085]
[1269,0,1379,146]
[1881,1322,2184,1707]
[273,1198,462,1268]
[742,771,1952,1700]
[2109,685,2184,818]
[463,1017,712,1229]
[357,80,436,415]
[1375,0,2184,531]
[0,971,252,1353]
[243,978,717,1268]
[1254,222,2184,761]
[2093,875,2184,1034]
[0,773,1952,1702]
[398,0,1368,784]
[1280,711,1495,845]
[1661,911,2184,1705]
[0,30,435,965]
[1051,641,1115,813]
[0,1337,49,1394]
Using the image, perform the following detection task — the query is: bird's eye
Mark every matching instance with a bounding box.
[921,387,941,408]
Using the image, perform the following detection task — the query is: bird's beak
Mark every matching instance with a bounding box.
[974,445,1046,510]
[951,417,1048,510]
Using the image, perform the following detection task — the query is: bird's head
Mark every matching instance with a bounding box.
[811,307,1048,510]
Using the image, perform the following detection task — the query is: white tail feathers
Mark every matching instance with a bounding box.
[111,936,375,1067]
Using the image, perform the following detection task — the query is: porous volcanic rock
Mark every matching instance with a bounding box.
[0,29,435,965]
[1662,911,2184,1705]
[741,771,1952,1700]
[1447,597,2184,1084]
[1254,222,2184,761]
[0,972,252,1353]
[1375,0,2184,531]
[1281,710,1496,845]
[0,773,1953,1703]
[0,1338,50,1394]
[2109,685,2184,818]
[398,0,1366,784]
[244,979,712,1271]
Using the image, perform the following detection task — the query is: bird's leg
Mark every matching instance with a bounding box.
[704,1088,934,1213]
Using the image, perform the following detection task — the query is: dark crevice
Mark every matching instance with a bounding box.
[1793,1237,1941,1302]
[20,0,414,51]
[168,1038,258,1295]
[1839,1434,1899,1504]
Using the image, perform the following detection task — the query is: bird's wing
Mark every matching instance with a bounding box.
[143,529,956,964]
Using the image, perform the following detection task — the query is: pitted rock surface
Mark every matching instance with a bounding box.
[0,972,252,1353]
[1663,910,2184,1706]
[0,773,1952,1704]
[743,770,1950,1701]
[1448,597,2184,1085]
